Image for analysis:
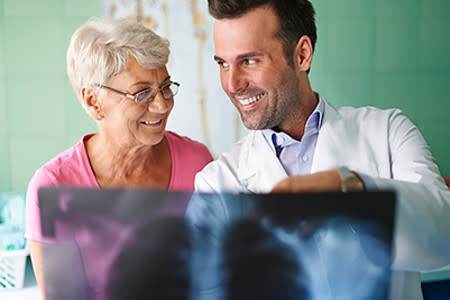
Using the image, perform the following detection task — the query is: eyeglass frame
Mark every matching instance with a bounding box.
[97,81,180,106]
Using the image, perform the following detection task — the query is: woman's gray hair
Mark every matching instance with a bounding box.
[67,17,170,106]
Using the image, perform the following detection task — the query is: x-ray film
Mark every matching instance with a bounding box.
[37,187,395,300]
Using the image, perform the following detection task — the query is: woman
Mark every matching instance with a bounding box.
[25,18,212,299]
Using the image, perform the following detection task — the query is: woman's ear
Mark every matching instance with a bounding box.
[294,35,314,72]
[81,87,104,121]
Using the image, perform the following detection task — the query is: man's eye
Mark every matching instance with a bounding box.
[217,61,229,69]
[244,59,256,65]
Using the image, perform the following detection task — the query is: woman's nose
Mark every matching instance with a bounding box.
[147,91,171,114]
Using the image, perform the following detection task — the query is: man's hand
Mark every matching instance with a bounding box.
[270,169,364,193]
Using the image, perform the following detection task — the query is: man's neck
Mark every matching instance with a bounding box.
[276,90,318,141]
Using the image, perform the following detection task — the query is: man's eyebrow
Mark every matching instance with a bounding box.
[214,52,263,62]
[236,52,263,60]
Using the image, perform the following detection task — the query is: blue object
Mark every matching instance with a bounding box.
[0,193,26,251]
[422,280,450,300]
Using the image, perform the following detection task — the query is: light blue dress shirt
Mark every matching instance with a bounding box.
[261,94,376,189]
[262,95,324,176]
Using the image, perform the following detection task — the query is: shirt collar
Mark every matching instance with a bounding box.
[262,93,325,151]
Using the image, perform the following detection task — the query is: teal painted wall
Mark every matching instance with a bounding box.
[0,0,449,192]
[309,0,450,178]
[0,0,99,192]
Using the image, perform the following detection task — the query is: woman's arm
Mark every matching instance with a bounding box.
[29,240,46,300]
[29,239,92,300]
[27,170,92,299]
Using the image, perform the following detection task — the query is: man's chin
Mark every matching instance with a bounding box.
[238,111,268,130]
[241,119,266,131]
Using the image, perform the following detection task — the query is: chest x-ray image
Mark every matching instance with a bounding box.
[37,187,395,300]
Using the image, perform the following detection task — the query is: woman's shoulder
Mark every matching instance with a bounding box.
[165,131,213,191]
[31,135,94,186]
[165,131,212,158]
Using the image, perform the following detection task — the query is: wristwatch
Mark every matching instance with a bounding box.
[335,166,364,192]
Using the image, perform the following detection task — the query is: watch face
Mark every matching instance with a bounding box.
[336,167,364,192]
[344,176,364,192]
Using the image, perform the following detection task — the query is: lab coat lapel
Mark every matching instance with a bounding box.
[235,99,348,192]
[311,100,343,173]
[237,131,288,193]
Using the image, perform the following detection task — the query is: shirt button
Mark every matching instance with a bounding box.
[302,155,308,162]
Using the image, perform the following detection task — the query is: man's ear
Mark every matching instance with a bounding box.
[81,87,104,121]
[294,35,314,72]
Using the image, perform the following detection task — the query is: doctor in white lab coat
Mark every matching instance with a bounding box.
[188,1,450,299]
[193,97,450,300]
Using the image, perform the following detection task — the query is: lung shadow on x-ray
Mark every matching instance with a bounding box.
[245,192,395,300]
[106,217,191,300]
[222,219,310,300]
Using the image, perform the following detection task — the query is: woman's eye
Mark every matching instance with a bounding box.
[141,90,152,96]
[136,89,151,97]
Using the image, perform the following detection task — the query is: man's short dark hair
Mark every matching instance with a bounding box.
[208,0,317,68]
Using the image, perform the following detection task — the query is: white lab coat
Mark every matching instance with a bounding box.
[194,99,450,300]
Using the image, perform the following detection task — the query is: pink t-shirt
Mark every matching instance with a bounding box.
[25,131,212,298]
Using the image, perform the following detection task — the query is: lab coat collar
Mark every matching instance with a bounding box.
[311,99,343,173]
[236,96,340,193]
[237,130,288,193]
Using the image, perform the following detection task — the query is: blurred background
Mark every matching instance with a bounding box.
[0,0,449,193]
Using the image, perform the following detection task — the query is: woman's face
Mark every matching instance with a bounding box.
[99,57,174,147]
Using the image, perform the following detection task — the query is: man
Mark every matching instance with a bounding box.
[188,1,450,299]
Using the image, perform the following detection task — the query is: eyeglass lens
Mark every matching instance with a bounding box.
[136,83,178,105]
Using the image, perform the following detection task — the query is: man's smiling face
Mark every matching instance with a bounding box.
[213,5,302,131]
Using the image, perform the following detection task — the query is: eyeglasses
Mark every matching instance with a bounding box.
[99,81,180,106]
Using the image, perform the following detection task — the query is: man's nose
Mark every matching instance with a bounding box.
[228,66,248,93]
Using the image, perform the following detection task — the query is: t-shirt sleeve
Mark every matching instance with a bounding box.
[25,169,73,244]
[167,132,214,191]
[192,142,214,168]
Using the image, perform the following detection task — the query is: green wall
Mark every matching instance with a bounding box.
[0,0,449,192]
[309,0,450,178]
[0,0,99,192]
